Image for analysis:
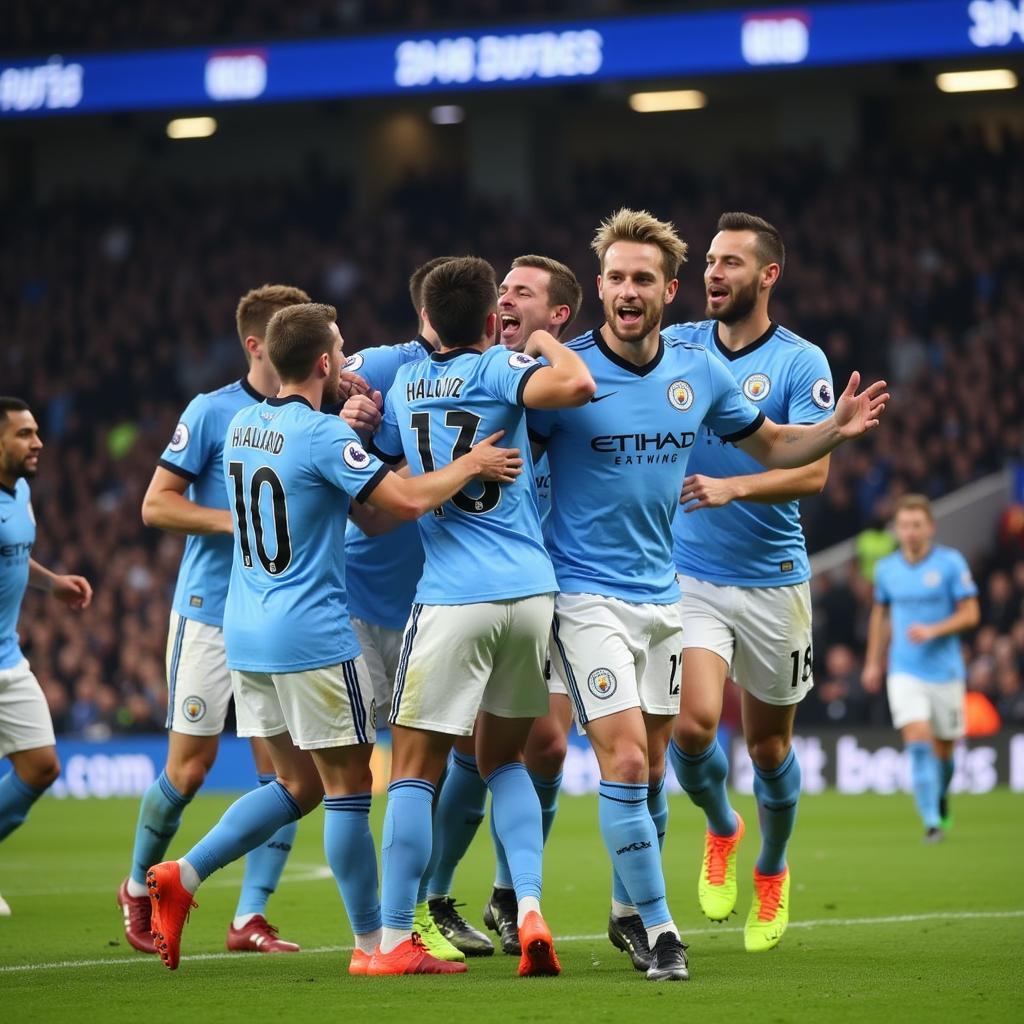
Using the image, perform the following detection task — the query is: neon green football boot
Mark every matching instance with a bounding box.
[744,867,790,952]
[413,901,466,962]
[697,812,745,921]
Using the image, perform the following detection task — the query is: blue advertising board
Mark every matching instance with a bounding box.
[1,1,1021,118]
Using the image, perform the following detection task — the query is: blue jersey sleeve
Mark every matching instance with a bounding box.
[372,385,405,464]
[703,352,764,442]
[786,345,835,425]
[480,348,544,406]
[310,417,390,504]
[344,346,403,394]
[159,394,217,481]
[946,549,979,601]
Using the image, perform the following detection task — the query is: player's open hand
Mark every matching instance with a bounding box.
[338,370,371,404]
[469,430,523,483]
[860,663,884,693]
[833,371,889,438]
[52,574,92,610]
[906,623,936,644]
[341,392,382,438]
[679,473,738,512]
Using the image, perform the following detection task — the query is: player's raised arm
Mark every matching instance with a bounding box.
[735,371,889,469]
[365,431,522,521]
[519,330,596,408]
[141,465,233,535]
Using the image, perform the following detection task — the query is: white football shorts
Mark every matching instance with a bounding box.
[0,658,56,758]
[887,672,965,740]
[351,616,404,729]
[164,611,233,736]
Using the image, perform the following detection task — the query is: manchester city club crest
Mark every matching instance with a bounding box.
[588,668,618,699]
[667,380,694,411]
[182,695,207,722]
[743,372,771,401]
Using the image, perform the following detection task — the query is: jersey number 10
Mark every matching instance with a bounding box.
[228,462,293,576]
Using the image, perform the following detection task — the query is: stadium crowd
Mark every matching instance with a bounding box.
[4,128,1022,736]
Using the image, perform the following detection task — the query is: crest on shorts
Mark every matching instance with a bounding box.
[182,696,207,723]
[508,352,536,370]
[811,378,834,409]
[168,422,190,452]
[588,668,617,699]
[743,373,771,401]
[343,441,372,470]
[667,380,694,411]
[344,353,364,372]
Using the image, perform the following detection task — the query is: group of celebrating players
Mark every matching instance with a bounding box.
[2,207,906,979]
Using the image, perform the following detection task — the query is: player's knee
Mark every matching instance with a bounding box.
[526,732,568,779]
[26,754,61,790]
[604,745,648,784]
[673,711,717,754]
[747,735,790,772]
[167,759,210,798]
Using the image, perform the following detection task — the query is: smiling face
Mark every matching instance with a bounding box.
[598,241,677,346]
[704,229,777,325]
[0,409,43,482]
[497,265,565,351]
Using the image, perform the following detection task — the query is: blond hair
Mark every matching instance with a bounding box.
[591,208,688,282]
[509,254,583,338]
[895,494,934,521]
[235,284,312,354]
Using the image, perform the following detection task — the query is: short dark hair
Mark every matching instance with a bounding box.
[509,255,583,338]
[422,257,497,349]
[235,284,312,356]
[0,397,30,423]
[717,212,786,279]
[409,256,458,317]
[265,303,338,384]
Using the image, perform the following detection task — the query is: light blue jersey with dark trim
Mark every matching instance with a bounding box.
[528,328,763,604]
[0,479,35,670]
[665,320,834,587]
[158,378,263,627]
[342,338,432,630]
[874,545,977,681]
[373,344,556,605]
[222,396,389,672]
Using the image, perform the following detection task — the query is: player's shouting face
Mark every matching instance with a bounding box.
[0,408,43,480]
[704,229,775,325]
[498,265,558,352]
[598,241,678,347]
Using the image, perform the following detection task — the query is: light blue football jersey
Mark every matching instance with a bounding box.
[874,545,978,682]
[222,396,389,672]
[528,328,763,604]
[373,345,556,605]
[159,378,264,627]
[665,320,834,587]
[0,479,35,670]
[341,338,432,631]
[533,450,551,528]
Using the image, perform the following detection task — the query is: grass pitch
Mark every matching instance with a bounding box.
[1,789,1020,1023]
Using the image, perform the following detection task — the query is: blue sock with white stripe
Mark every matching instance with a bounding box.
[492,770,562,889]
[425,751,487,899]
[323,793,381,936]
[907,742,941,830]
[611,773,668,908]
[599,780,669,928]
[184,781,303,884]
[128,770,192,886]
[381,779,435,930]
[235,774,299,918]
[0,769,48,842]
[669,737,738,837]
[487,762,543,902]
[753,747,802,875]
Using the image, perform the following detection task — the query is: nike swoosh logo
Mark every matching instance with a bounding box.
[590,392,618,403]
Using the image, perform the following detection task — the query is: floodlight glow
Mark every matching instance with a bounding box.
[935,69,1017,93]
[166,116,217,139]
[629,90,707,113]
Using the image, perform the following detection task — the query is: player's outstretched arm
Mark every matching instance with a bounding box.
[735,371,889,469]
[141,466,233,535]
[679,456,830,512]
[521,331,597,408]
[28,559,93,610]
[365,431,523,520]
[861,602,891,693]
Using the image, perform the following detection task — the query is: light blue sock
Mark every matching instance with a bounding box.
[938,758,955,801]
[612,773,668,906]
[235,774,299,918]
[425,751,487,899]
[907,741,941,830]
[184,781,302,883]
[381,779,435,930]
[487,762,542,902]
[668,737,738,837]
[492,770,562,889]
[598,780,668,928]
[324,793,381,935]
[0,769,48,842]
[128,770,191,884]
[753,747,802,875]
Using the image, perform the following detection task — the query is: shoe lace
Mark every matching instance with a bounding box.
[410,932,427,950]
[755,875,785,922]
[704,831,736,886]
[433,897,469,930]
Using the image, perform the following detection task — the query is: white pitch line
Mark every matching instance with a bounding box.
[1,909,1021,974]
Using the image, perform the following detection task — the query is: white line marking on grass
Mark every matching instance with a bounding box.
[2,909,1021,974]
